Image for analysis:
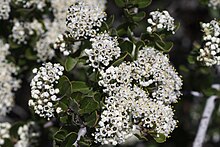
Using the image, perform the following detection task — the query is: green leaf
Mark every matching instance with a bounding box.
[79,97,99,114]
[153,133,166,143]
[112,52,133,66]
[58,101,68,111]
[163,42,174,52]
[69,98,80,113]
[134,134,148,141]
[57,76,72,97]
[136,0,152,8]
[25,48,37,60]
[187,55,196,64]
[132,11,146,22]
[84,111,99,127]
[60,116,69,124]
[114,0,125,7]
[53,130,67,142]
[71,81,90,94]
[119,40,134,54]
[71,92,84,103]
[61,132,78,147]
[106,15,115,27]
[65,57,78,72]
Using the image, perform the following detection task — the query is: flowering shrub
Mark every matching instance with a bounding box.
[0,0,220,147]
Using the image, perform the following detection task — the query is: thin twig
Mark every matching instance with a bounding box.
[193,96,219,147]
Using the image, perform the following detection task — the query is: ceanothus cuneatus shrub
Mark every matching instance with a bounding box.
[0,0,220,147]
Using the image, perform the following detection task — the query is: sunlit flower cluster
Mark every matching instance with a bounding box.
[208,0,220,9]
[85,32,121,70]
[0,122,11,145]
[0,0,11,20]
[0,40,20,116]
[14,122,40,147]
[95,47,182,145]
[66,0,106,39]
[13,0,47,11]
[29,62,64,119]
[147,10,175,34]
[197,20,220,66]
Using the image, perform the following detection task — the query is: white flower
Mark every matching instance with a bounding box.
[29,62,64,119]
[85,32,121,70]
[0,40,21,116]
[147,10,175,34]
[208,0,220,9]
[0,122,11,145]
[66,0,106,39]
[14,122,40,147]
[0,0,11,20]
[56,107,63,113]
[95,47,182,145]
[10,19,44,45]
[99,47,182,104]
[53,34,81,56]
[0,40,10,62]
[197,20,220,66]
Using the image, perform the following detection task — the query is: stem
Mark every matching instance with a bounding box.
[193,96,219,147]
[73,126,87,147]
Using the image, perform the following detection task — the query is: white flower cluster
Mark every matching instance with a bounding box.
[0,0,11,20]
[10,19,44,45]
[34,19,58,62]
[54,34,81,56]
[29,62,64,119]
[35,0,78,60]
[13,0,47,11]
[0,122,11,145]
[197,20,220,66]
[14,122,40,147]
[0,40,20,116]
[208,0,220,9]
[66,0,106,39]
[147,10,175,34]
[95,47,182,145]
[85,32,121,70]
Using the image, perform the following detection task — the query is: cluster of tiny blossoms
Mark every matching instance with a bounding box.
[66,0,106,39]
[0,0,11,20]
[147,10,175,34]
[94,47,182,145]
[85,32,121,70]
[51,0,106,56]
[0,122,11,145]
[208,0,220,9]
[197,20,220,66]
[0,40,20,116]
[35,0,77,60]
[14,122,40,147]
[10,19,44,45]
[29,63,64,119]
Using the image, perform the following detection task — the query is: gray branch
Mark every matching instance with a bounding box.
[193,96,219,147]
[73,127,87,147]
